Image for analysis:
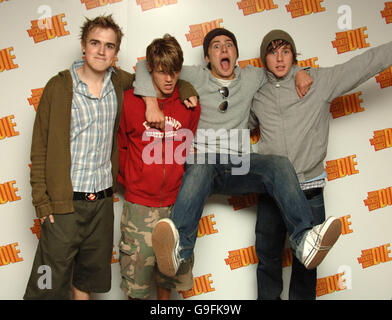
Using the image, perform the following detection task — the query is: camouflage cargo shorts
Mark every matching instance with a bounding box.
[119,201,194,299]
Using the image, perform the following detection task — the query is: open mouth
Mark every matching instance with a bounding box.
[220,58,230,71]
[164,84,174,91]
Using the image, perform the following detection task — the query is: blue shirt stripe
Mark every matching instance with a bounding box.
[69,59,117,192]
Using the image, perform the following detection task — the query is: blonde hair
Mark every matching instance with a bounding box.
[146,34,183,75]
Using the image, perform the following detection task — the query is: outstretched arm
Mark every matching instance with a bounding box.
[322,41,392,102]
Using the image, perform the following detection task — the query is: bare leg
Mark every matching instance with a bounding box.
[157,286,171,300]
[73,286,90,300]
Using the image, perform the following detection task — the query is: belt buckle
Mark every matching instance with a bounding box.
[85,193,97,202]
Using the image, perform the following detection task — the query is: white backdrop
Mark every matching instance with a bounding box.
[1,0,392,300]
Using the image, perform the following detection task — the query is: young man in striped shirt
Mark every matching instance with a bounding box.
[23,15,132,300]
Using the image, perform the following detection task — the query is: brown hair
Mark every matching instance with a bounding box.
[266,39,298,64]
[146,34,183,75]
[80,15,124,52]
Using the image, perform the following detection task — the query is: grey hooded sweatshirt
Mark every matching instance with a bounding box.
[251,41,392,183]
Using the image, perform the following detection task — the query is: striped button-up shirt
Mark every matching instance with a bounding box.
[300,172,326,191]
[70,59,117,192]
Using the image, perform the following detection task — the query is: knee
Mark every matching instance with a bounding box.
[271,155,292,168]
[268,155,297,178]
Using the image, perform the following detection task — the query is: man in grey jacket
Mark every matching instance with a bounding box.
[134,28,342,279]
[252,29,392,300]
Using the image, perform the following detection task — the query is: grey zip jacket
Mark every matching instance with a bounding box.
[251,41,392,183]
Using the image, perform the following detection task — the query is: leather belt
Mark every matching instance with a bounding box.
[73,187,113,202]
[303,187,322,200]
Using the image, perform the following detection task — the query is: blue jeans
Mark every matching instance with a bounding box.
[170,153,314,262]
[255,189,326,300]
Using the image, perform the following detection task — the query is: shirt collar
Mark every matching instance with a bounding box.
[207,65,240,87]
[70,59,115,95]
[266,65,296,83]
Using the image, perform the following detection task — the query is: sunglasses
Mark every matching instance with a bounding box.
[218,86,229,113]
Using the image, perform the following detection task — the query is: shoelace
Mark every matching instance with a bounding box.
[305,231,332,251]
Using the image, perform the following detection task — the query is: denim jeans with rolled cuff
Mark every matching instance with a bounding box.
[170,153,315,264]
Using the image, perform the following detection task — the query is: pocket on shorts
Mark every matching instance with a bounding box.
[119,235,137,279]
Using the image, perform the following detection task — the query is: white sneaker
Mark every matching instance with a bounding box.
[152,218,181,277]
[300,216,342,270]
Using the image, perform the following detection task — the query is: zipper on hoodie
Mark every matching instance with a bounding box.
[274,79,289,159]
[160,101,165,207]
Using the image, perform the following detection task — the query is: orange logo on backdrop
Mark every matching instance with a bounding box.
[282,248,293,268]
[197,214,218,238]
[225,245,258,270]
[375,66,392,89]
[381,2,392,24]
[111,246,119,264]
[364,186,392,212]
[297,57,319,68]
[331,27,370,54]
[325,154,359,181]
[227,193,259,211]
[0,0,10,3]
[285,0,325,18]
[0,115,19,140]
[81,0,122,10]
[238,57,318,69]
[250,126,260,144]
[28,88,44,111]
[238,57,265,69]
[225,245,294,269]
[316,272,346,297]
[185,19,223,48]
[237,0,278,16]
[340,215,353,235]
[111,56,120,68]
[27,13,70,43]
[330,92,364,119]
[370,128,392,151]
[0,181,21,205]
[0,47,18,72]
[0,242,23,267]
[357,243,392,269]
[179,273,215,298]
[30,219,41,239]
[136,0,177,11]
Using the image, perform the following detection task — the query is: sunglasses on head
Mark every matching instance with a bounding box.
[218,86,229,113]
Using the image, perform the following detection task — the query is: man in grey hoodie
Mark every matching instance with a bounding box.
[134,28,342,279]
[252,30,392,300]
